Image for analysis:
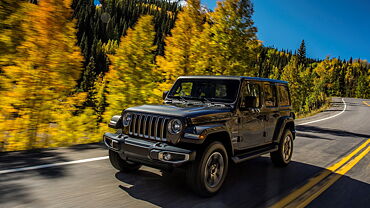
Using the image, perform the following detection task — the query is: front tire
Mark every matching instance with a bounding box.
[270,129,293,167]
[109,150,141,172]
[186,141,229,197]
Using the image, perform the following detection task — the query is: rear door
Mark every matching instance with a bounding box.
[277,84,292,117]
[261,83,280,143]
[238,81,265,149]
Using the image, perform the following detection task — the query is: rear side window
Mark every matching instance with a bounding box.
[264,84,277,107]
[278,85,290,106]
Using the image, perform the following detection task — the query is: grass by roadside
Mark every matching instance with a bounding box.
[296,98,331,119]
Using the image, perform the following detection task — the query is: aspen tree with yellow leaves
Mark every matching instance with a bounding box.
[192,22,216,75]
[0,0,30,69]
[156,0,206,93]
[104,15,158,122]
[210,0,259,76]
[0,0,85,151]
[281,57,305,112]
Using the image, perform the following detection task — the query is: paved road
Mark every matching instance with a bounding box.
[0,97,369,208]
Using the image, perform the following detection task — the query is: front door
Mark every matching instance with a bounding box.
[238,81,265,149]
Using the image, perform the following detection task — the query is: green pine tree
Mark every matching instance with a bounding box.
[297,40,306,65]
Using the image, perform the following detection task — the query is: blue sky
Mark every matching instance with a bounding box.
[203,0,370,61]
[94,0,369,60]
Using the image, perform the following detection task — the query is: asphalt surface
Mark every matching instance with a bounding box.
[0,97,369,208]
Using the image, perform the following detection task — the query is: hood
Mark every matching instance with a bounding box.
[125,103,233,118]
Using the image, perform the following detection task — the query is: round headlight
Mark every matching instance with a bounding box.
[122,113,132,127]
[168,119,183,134]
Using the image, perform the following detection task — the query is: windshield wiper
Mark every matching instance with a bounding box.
[173,96,188,103]
[179,96,189,102]
[198,97,234,108]
[199,97,215,105]
[202,97,212,102]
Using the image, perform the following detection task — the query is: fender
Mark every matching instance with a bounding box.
[272,116,295,143]
[181,123,230,145]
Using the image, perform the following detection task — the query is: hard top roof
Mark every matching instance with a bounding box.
[178,75,288,84]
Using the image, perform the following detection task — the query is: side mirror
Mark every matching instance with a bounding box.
[163,91,169,100]
[108,115,123,129]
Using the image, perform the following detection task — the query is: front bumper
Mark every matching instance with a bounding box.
[103,133,196,169]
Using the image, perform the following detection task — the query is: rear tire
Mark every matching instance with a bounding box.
[271,129,293,167]
[186,141,229,197]
[109,150,141,172]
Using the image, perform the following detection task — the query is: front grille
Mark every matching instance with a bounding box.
[128,113,169,141]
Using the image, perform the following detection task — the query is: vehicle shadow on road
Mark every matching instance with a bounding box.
[0,141,110,206]
[0,150,71,206]
[296,132,336,141]
[67,142,105,152]
[114,156,370,208]
[0,182,34,206]
[0,150,69,178]
[297,125,370,139]
[0,142,107,177]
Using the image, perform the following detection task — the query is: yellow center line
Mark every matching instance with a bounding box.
[270,138,370,208]
[292,145,370,208]
[363,101,370,106]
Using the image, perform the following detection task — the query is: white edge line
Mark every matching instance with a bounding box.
[0,99,347,175]
[297,98,347,126]
[0,156,109,175]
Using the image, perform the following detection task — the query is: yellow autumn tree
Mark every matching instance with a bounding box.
[192,22,216,75]
[281,57,304,112]
[104,15,158,122]
[210,0,259,76]
[51,103,99,147]
[0,0,30,69]
[0,0,85,151]
[156,0,205,93]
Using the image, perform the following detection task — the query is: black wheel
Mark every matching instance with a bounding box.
[109,150,141,172]
[186,141,229,197]
[271,129,293,167]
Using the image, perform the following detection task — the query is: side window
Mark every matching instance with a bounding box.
[264,84,277,107]
[240,83,261,109]
[278,85,290,106]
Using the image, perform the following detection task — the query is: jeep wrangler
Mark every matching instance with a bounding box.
[104,76,295,196]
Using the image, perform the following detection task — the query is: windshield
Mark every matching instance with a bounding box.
[167,79,240,103]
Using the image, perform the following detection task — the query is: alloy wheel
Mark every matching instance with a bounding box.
[282,135,293,162]
[204,152,225,188]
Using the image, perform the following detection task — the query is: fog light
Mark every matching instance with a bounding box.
[163,152,172,161]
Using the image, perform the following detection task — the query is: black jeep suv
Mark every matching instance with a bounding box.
[104,76,295,196]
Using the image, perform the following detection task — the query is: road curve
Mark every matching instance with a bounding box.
[0,97,369,208]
